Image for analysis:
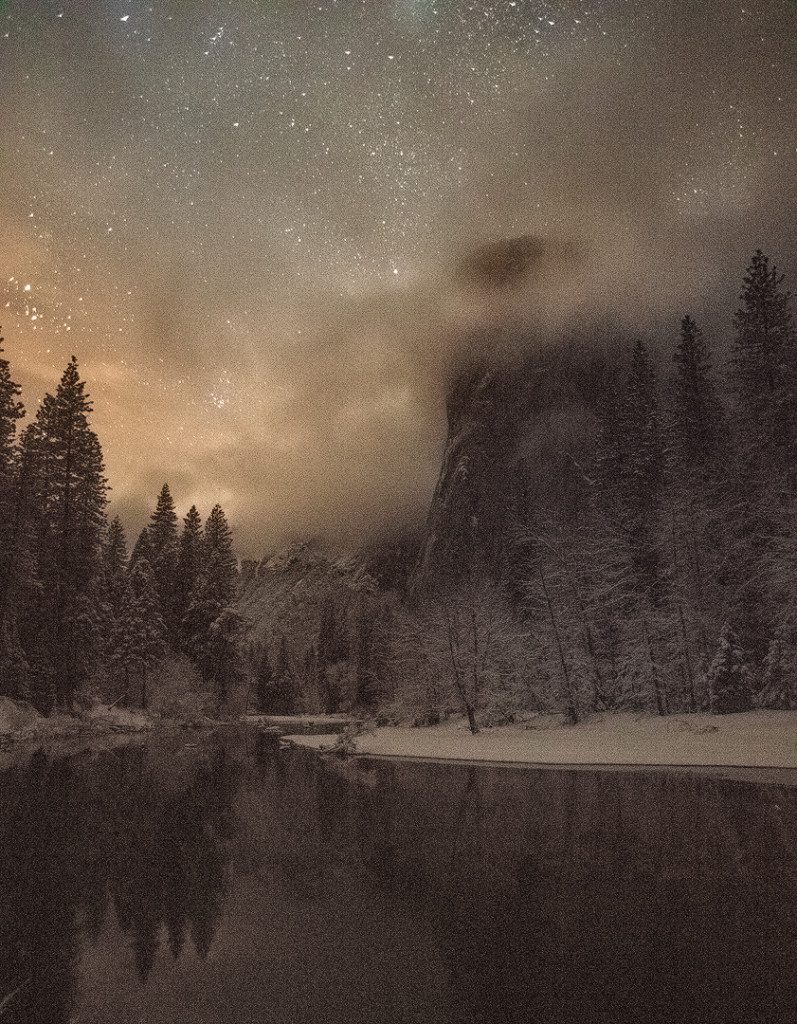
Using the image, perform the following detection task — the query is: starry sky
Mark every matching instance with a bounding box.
[1,0,796,553]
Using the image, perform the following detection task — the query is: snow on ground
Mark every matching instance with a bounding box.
[0,696,153,743]
[242,714,350,729]
[287,711,797,770]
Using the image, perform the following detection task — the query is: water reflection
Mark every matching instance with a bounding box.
[1,730,796,1023]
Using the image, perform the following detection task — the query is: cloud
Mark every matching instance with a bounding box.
[2,0,796,555]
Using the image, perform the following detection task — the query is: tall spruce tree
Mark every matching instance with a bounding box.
[182,505,241,702]
[730,250,796,463]
[0,331,24,481]
[726,254,797,672]
[109,557,165,709]
[91,517,129,672]
[202,504,238,602]
[27,358,108,708]
[148,484,180,643]
[175,505,203,633]
[0,333,27,698]
[671,315,724,474]
[596,340,665,600]
[149,484,178,557]
[130,528,153,567]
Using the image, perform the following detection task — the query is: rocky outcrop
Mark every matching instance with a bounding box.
[411,335,616,595]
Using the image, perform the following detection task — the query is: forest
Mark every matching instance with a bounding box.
[1,249,796,730]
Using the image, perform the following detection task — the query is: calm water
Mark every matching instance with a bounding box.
[1,730,796,1024]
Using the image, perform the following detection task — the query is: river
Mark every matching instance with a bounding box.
[1,727,795,1023]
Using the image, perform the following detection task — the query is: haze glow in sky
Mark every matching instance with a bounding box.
[1,0,796,553]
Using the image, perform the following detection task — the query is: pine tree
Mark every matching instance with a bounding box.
[175,506,203,633]
[27,358,108,707]
[596,340,666,600]
[91,517,129,672]
[104,517,128,573]
[0,330,24,481]
[109,558,165,709]
[0,333,27,698]
[148,484,180,643]
[732,250,795,402]
[730,250,796,463]
[671,315,724,474]
[3,424,44,702]
[625,339,665,514]
[181,505,241,703]
[130,528,153,567]
[707,624,753,714]
[202,505,238,604]
[149,484,178,557]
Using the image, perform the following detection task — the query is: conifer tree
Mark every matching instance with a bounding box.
[130,528,153,567]
[149,484,178,557]
[91,517,129,669]
[103,518,129,589]
[624,339,665,514]
[182,505,241,701]
[175,505,203,630]
[596,340,665,599]
[148,484,180,643]
[671,315,724,474]
[0,330,24,481]
[110,558,165,709]
[27,358,108,707]
[0,333,27,698]
[202,504,238,603]
[732,251,795,403]
[730,250,796,463]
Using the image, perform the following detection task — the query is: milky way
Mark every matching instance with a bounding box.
[1,1,796,553]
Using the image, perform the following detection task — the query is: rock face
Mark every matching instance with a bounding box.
[410,351,528,591]
[411,336,615,595]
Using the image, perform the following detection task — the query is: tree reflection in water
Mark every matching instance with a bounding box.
[0,731,796,1024]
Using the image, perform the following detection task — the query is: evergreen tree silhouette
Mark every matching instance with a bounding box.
[182,505,242,702]
[149,484,181,644]
[671,315,724,475]
[130,526,153,567]
[24,358,108,707]
[175,504,203,640]
[0,332,28,699]
[730,250,797,469]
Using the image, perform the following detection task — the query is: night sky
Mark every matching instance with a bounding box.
[2,1,796,553]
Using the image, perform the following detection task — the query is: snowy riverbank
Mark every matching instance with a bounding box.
[286,711,797,770]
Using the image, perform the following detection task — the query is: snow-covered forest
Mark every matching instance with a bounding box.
[1,249,797,730]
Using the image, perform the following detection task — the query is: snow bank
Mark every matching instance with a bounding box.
[287,711,797,770]
[0,697,154,743]
[84,704,153,732]
[0,696,42,734]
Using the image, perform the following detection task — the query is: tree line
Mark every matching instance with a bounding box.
[2,247,795,726]
[0,349,242,712]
